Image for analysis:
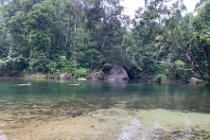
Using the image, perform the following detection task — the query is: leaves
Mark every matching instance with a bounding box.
[0,0,210,83]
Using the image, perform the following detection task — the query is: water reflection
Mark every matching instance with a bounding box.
[0,79,210,113]
[1,80,210,139]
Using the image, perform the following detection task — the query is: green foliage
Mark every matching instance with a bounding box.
[0,0,210,84]
[29,50,49,72]
[157,61,168,75]
[175,60,185,67]
[0,0,128,77]
[188,0,210,82]
[63,61,75,74]
[74,67,89,77]
[0,52,26,76]
[123,0,173,78]
[46,61,58,74]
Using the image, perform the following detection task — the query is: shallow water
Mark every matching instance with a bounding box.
[0,79,210,139]
[1,79,210,112]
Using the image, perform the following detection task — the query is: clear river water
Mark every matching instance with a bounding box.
[0,79,210,140]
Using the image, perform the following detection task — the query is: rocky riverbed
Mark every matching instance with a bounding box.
[0,104,210,140]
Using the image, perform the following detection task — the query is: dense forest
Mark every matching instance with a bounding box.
[0,0,209,84]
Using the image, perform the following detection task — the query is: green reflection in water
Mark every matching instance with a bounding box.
[0,79,210,113]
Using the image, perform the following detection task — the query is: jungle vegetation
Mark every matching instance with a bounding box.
[0,0,209,83]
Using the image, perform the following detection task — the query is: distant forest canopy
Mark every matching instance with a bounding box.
[0,0,209,83]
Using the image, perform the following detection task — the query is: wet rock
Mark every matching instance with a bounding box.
[59,72,70,81]
[87,70,105,81]
[87,64,129,82]
[190,77,203,85]
[107,65,129,83]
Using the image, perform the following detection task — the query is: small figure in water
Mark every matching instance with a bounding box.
[69,83,80,86]
[16,82,31,86]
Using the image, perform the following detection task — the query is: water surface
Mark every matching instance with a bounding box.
[0,79,210,112]
[0,79,210,139]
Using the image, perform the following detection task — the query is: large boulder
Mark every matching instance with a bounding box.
[190,77,203,85]
[59,72,70,81]
[87,70,105,81]
[87,64,129,83]
[101,63,112,75]
[107,65,129,83]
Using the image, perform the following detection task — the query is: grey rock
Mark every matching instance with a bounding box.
[87,70,105,81]
[107,65,129,83]
[190,77,203,85]
[59,72,70,81]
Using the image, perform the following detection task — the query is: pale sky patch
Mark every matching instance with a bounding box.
[121,0,200,18]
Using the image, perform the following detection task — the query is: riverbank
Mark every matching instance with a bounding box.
[0,73,88,83]
[1,107,210,140]
[0,74,49,81]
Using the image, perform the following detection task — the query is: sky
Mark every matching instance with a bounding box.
[121,0,200,18]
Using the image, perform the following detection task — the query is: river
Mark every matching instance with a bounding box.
[0,79,210,139]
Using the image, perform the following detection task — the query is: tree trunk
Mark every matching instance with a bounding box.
[65,15,71,50]
[72,17,77,66]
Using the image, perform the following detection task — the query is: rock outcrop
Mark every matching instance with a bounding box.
[87,64,129,83]
[190,77,203,85]
[107,65,129,83]
[87,70,105,81]
[59,72,70,81]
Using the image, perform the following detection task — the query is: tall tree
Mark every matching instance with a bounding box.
[189,0,210,82]
[86,0,125,65]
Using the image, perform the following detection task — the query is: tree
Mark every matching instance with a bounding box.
[123,0,172,79]
[189,0,210,82]
[86,0,125,65]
